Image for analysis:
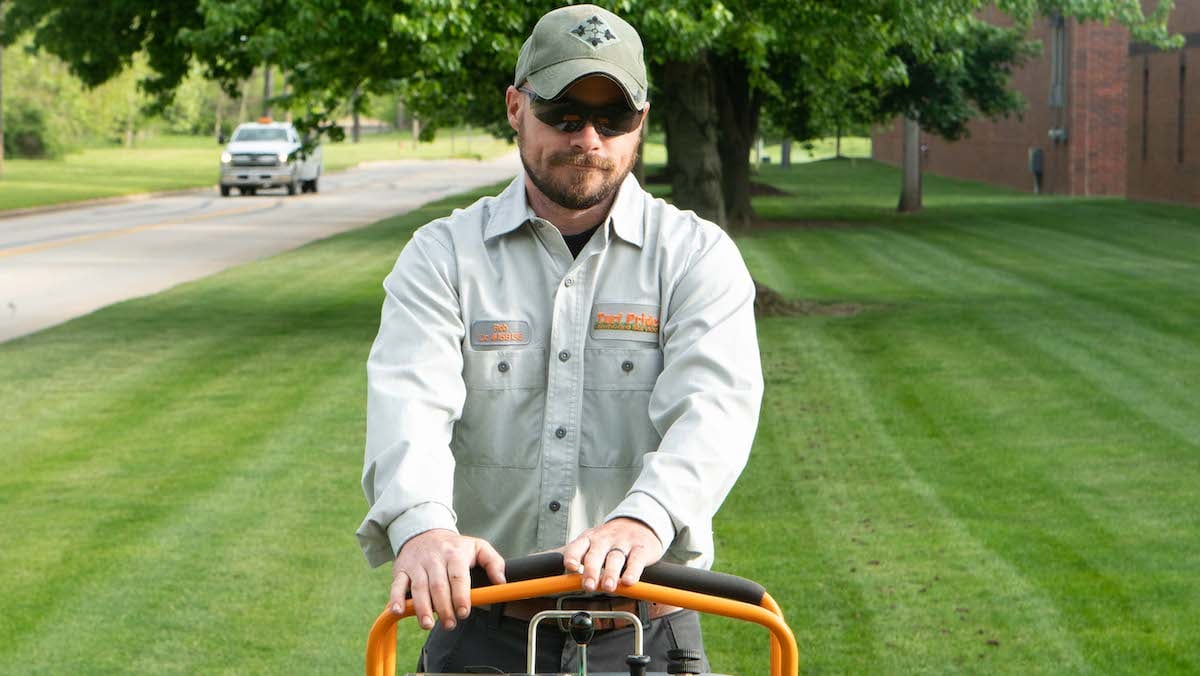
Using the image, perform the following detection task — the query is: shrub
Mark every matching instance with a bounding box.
[4,98,71,158]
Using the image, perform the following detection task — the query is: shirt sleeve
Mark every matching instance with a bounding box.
[604,231,763,564]
[356,228,467,568]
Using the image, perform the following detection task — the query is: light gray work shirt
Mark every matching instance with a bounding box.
[357,172,763,569]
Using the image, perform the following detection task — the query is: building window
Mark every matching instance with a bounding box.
[1049,14,1067,108]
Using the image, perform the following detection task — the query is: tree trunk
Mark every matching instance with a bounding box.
[351,87,362,143]
[262,65,273,118]
[898,115,922,212]
[781,139,791,168]
[411,117,420,149]
[238,79,248,123]
[124,91,136,148]
[214,89,224,141]
[659,56,725,227]
[0,11,5,179]
[712,54,761,231]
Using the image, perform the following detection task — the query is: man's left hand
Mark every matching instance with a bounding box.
[562,517,664,593]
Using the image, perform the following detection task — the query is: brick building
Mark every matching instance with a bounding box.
[872,6,1199,204]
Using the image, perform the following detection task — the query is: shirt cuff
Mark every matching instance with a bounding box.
[386,502,458,558]
[605,491,677,550]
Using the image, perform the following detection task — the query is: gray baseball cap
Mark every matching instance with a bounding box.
[514,5,648,110]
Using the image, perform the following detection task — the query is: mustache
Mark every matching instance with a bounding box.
[549,152,615,170]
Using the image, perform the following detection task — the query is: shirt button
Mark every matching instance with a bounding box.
[549,500,561,512]
[564,278,574,287]
[555,426,567,439]
[497,361,510,373]
[558,350,571,362]
[622,360,634,372]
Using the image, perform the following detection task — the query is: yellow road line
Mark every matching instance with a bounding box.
[0,202,279,260]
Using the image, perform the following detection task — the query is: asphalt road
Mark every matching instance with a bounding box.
[0,154,521,343]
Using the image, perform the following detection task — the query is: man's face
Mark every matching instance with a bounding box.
[506,76,646,211]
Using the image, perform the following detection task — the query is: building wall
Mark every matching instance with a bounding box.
[1126,3,1200,204]
[1067,20,1130,195]
[873,13,1130,197]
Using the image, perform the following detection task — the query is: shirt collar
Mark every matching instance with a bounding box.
[483,171,645,248]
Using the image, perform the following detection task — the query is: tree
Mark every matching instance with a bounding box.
[0,0,1178,225]
[874,19,1038,212]
[0,2,6,176]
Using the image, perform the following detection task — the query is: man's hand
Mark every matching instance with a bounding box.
[390,529,505,631]
[561,517,664,593]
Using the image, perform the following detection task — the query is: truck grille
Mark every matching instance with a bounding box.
[231,153,280,167]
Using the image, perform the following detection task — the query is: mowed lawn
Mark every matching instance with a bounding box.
[0,131,514,212]
[1,160,1198,674]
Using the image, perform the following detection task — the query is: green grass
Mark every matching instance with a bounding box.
[2,160,1198,674]
[0,131,515,212]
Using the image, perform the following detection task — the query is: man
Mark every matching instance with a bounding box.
[357,5,763,672]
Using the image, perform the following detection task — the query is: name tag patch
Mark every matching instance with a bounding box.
[590,303,659,343]
[470,320,531,349]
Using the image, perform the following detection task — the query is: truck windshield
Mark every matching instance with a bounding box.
[233,128,288,142]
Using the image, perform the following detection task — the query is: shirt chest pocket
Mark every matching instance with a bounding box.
[453,349,547,469]
[580,347,664,468]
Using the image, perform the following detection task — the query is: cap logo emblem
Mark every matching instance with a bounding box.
[569,15,620,49]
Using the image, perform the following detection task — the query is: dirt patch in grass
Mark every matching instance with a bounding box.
[754,281,866,318]
[749,182,792,196]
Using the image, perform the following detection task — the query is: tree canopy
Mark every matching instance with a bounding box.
[2,0,1179,223]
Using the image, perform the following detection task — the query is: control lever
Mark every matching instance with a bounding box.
[569,612,594,676]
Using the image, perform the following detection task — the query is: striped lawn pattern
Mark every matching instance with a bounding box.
[1,161,1197,674]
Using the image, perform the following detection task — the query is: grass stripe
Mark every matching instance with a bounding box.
[4,160,1198,673]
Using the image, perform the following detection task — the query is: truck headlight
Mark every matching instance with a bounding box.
[278,151,289,163]
[220,151,232,164]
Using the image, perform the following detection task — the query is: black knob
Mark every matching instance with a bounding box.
[667,648,702,662]
[569,611,594,646]
[625,654,651,676]
[667,647,703,674]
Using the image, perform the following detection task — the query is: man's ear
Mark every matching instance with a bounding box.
[505,86,524,133]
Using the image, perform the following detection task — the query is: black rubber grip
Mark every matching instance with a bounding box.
[465,553,766,607]
[639,561,766,606]
[468,551,567,588]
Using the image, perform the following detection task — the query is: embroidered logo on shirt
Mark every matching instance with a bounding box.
[470,320,531,349]
[590,303,659,343]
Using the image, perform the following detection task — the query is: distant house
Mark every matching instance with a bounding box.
[872,4,1200,204]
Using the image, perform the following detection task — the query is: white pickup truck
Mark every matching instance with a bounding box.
[218,120,323,196]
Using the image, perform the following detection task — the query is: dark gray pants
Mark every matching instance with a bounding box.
[417,607,709,674]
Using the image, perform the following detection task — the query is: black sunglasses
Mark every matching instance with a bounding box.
[519,87,644,137]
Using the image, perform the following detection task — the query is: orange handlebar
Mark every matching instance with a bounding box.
[365,573,799,676]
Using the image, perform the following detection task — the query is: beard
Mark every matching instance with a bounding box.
[518,129,635,211]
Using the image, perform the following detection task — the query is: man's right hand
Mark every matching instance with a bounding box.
[390,529,506,631]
